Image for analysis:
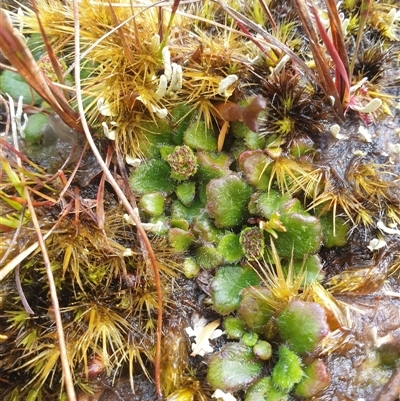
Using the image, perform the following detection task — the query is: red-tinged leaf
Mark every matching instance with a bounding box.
[311,3,350,105]
[257,0,277,31]
[323,0,350,104]
[293,0,344,119]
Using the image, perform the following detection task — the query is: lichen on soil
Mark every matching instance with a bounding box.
[1,0,400,400]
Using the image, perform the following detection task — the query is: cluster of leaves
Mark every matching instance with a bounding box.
[1,0,400,400]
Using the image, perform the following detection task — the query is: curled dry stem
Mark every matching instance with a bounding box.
[71,0,164,397]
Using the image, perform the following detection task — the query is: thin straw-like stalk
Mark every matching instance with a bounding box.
[8,96,77,401]
[71,1,164,397]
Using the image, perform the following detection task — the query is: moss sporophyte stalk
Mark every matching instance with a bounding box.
[1,0,400,400]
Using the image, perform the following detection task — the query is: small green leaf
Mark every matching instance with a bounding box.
[277,300,329,355]
[0,71,42,105]
[272,346,304,391]
[294,359,330,397]
[140,192,165,216]
[184,120,217,151]
[224,316,245,339]
[238,286,274,333]
[207,343,262,393]
[129,160,174,194]
[206,175,252,228]
[274,213,322,258]
[245,376,289,401]
[211,265,259,315]
[217,233,244,263]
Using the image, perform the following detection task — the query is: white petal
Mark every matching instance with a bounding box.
[377,220,400,235]
[352,98,382,114]
[162,46,172,80]
[367,238,387,251]
[155,74,168,99]
[212,389,237,401]
[358,126,372,142]
[218,74,238,97]
[330,124,347,139]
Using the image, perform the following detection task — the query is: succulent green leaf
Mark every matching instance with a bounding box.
[184,120,217,151]
[238,150,273,190]
[294,359,330,397]
[253,340,272,361]
[245,377,289,401]
[192,211,224,243]
[195,245,223,269]
[320,213,349,247]
[176,181,196,206]
[207,343,262,393]
[129,160,174,194]
[206,175,252,228]
[211,266,259,315]
[242,332,258,347]
[238,286,274,333]
[277,300,329,355]
[171,199,202,224]
[140,192,165,216]
[0,71,42,105]
[255,190,292,219]
[271,346,304,391]
[224,316,245,339]
[287,254,325,285]
[168,228,194,252]
[24,113,48,143]
[274,213,322,258]
[217,233,244,264]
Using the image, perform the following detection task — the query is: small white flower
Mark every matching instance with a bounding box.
[102,122,116,140]
[150,34,161,53]
[270,54,290,76]
[212,389,237,401]
[154,107,168,119]
[97,97,116,117]
[124,212,165,232]
[7,94,28,137]
[155,75,168,99]
[15,95,28,137]
[377,220,400,235]
[358,125,372,142]
[167,63,183,93]
[185,314,222,357]
[367,238,387,251]
[388,142,400,154]
[218,75,238,97]
[352,98,382,114]
[125,155,142,167]
[123,248,134,257]
[353,149,367,156]
[350,77,368,94]
[137,96,168,119]
[330,124,347,140]
[162,46,172,81]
